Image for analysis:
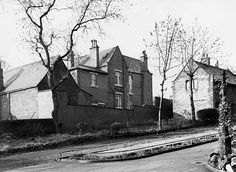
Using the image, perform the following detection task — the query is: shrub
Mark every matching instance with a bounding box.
[16,122,47,137]
[110,122,123,135]
[76,122,88,135]
[197,108,219,124]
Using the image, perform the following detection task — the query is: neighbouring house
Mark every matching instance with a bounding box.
[67,40,153,109]
[172,54,236,120]
[0,58,92,120]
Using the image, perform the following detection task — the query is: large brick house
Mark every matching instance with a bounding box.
[0,59,92,120]
[172,55,236,119]
[68,40,153,109]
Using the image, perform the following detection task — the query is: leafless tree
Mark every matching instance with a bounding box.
[17,0,126,132]
[150,16,182,131]
[179,20,222,122]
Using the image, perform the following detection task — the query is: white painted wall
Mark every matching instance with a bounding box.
[10,87,38,119]
[38,90,53,119]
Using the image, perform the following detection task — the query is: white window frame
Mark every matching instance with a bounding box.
[115,92,123,108]
[90,72,98,88]
[115,69,122,87]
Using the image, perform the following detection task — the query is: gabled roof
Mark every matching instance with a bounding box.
[194,61,236,85]
[174,60,236,85]
[123,55,142,73]
[74,46,148,74]
[78,46,117,67]
[3,61,48,93]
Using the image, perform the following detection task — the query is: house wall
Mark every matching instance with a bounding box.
[75,69,108,105]
[142,71,153,105]
[173,68,214,119]
[9,88,38,119]
[0,94,10,120]
[38,90,53,119]
[129,72,142,106]
[107,49,129,108]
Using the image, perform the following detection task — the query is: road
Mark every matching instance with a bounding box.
[6,142,216,172]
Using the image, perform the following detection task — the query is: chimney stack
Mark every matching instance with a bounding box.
[201,53,210,65]
[90,40,99,68]
[0,62,4,91]
[140,50,148,69]
[215,60,219,68]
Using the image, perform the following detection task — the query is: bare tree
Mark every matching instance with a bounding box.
[150,16,182,131]
[17,0,125,132]
[179,20,222,122]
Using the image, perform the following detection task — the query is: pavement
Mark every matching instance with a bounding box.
[57,126,219,162]
[0,125,225,171]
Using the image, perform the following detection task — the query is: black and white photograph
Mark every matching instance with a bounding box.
[0,0,236,171]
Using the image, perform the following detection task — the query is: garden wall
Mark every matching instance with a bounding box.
[0,119,56,137]
[58,104,169,132]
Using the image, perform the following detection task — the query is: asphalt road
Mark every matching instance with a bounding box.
[6,141,216,172]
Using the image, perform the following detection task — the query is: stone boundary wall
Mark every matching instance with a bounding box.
[0,119,56,137]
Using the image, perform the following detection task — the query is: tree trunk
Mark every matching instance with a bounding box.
[47,70,61,133]
[218,71,232,159]
[158,80,165,131]
[189,76,196,122]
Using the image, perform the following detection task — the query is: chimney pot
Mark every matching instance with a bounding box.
[140,50,148,70]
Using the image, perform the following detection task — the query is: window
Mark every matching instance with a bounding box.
[129,74,133,94]
[185,79,197,91]
[115,70,122,86]
[185,80,189,91]
[90,73,98,87]
[115,92,123,108]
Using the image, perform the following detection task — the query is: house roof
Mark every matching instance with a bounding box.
[78,46,117,67]
[123,55,142,73]
[3,61,48,93]
[194,61,236,85]
[74,46,147,74]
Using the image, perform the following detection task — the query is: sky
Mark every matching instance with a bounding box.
[0,0,236,98]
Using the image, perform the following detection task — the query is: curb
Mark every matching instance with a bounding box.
[58,133,218,162]
[1,125,216,157]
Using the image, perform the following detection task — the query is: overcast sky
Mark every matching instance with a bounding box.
[0,0,236,97]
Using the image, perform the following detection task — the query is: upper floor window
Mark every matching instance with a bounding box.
[185,79,196,91]
[90,73,98,87]
[115,92,123,108]
[129,74,133,94]
[185,80,189,91]
[115,70,122,86]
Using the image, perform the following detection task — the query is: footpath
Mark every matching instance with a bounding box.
[57,125,219,162]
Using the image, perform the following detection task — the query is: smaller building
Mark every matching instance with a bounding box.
[172,55,236,119]
[0,59,92,120]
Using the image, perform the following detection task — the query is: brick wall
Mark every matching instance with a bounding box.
[108,48,129,108]
[129,73,142,105]
[142,71,153,105]
[58,96,162,132]
[75,69,108,105]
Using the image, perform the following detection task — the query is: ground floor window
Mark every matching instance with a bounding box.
[115,92,123,108]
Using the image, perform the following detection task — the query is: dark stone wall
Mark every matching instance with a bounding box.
[0,119,56,137]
